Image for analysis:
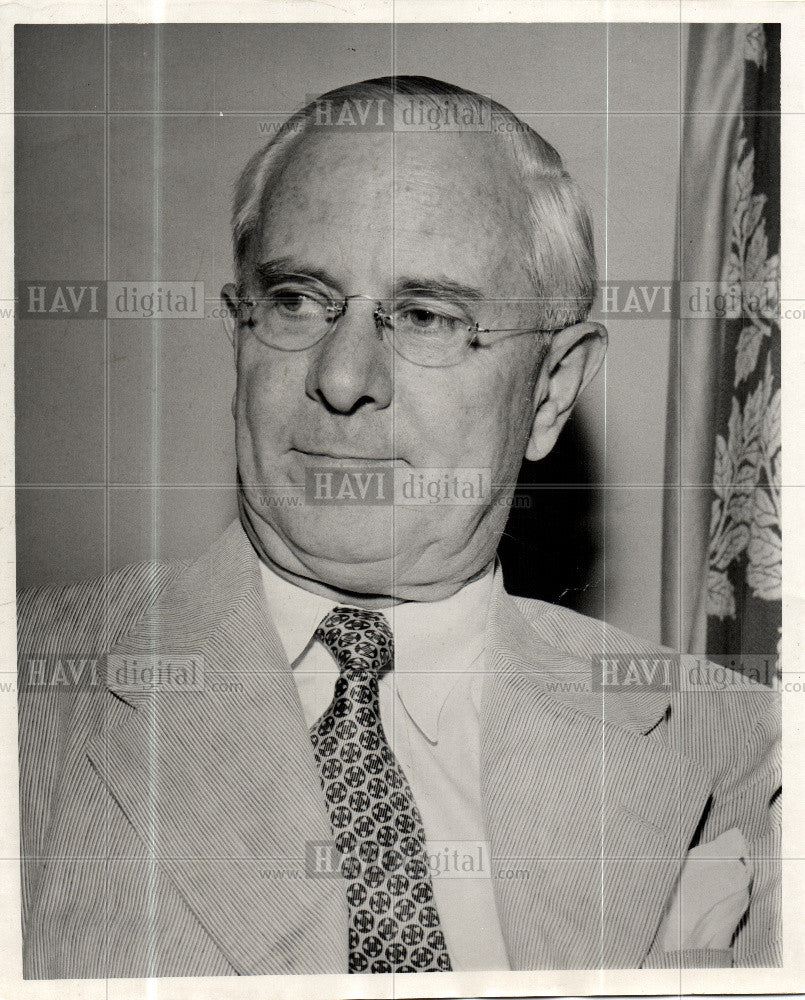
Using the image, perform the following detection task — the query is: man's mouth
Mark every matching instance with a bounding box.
[290,448,409,467]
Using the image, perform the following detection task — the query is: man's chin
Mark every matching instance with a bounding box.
[245,502,490,602]
[261,506,406,584]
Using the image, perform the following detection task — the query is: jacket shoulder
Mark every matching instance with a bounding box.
[17,560,185,661]
[512,594,779,746]
[514,594,775,694]
[17,560,186,804]
[514,595,662,657]
[17,561,188,890]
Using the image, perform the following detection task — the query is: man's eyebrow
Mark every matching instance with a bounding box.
[254,258,343,290]
[393,278,484,303]
[253,260,485,303]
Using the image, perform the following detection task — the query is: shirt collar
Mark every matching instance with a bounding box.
[259,562,335,666]
[258,560,495,743]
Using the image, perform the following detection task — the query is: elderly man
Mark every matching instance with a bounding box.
[18,76,780,979]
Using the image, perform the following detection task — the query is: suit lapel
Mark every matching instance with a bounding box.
[84,522,348,975]
[481,579,712,969]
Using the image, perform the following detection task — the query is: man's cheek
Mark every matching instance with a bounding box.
[240,344,301,391]
[241,365,298,441]
[409,381,494,454]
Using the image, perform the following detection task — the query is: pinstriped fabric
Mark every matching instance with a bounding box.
[17,559,237,978]
[18,521,781,977]
[17,561,180,938]
[522,598,781,967]
[20,524,349,978]
[643,947,733,968]
[479,667,707,969]
[485,582,781,969]
[667,704,782,968]
[91,587,349,975]
[91,529,347,976]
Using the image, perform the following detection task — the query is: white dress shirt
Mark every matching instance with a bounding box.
[259,559,511,972]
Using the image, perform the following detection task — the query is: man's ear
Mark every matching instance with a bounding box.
[525,321,607,462]
[220,282,240,364]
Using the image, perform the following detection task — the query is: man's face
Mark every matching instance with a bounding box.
[234,126,549,599]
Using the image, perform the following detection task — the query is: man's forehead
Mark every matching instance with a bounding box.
[258,127,532,288]
[263,127,526,219]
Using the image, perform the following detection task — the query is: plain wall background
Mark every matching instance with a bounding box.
[15,23,680,643]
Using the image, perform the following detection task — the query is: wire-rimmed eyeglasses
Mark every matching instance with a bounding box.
[236,271,575,369]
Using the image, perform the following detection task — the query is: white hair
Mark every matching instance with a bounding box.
[232,75,596,329]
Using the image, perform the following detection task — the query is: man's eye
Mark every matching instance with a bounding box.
[265,288,323,319]
[396,306,464,334]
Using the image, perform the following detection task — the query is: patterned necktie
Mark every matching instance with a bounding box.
[310,606,452,974]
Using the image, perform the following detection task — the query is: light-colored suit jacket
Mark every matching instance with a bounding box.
[17,521,781,978]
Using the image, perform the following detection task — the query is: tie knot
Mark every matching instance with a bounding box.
[314,606,394,675]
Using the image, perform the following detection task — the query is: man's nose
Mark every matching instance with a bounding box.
[305,298,393,414]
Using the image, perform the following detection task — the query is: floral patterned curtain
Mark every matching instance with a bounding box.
[705,24,780,667]
[662,24,780,682]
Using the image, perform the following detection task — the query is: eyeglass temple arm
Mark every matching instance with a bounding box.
[469,324,558,345]
[470,320,606,344]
